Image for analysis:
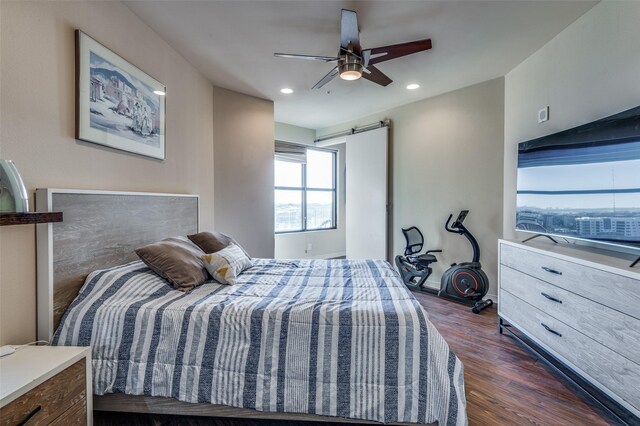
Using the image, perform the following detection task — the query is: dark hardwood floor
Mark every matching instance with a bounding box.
[96,294,614,426]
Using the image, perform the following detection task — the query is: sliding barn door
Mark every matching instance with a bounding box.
[345,127,388,259]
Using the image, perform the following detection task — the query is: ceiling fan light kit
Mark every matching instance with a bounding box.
[339,55,363,80]
[274,9,432,90]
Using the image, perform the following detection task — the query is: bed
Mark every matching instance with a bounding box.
[36,189,467,425]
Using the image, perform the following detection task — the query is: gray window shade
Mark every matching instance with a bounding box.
[275,140,307,163]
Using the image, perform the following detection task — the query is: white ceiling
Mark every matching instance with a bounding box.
[124,1,597,130]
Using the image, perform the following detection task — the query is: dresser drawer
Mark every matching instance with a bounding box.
[500,265,640,365]
[49,399,86,426]
[0,358,86,425]
[500,243,640,319]
[500,290,640,412]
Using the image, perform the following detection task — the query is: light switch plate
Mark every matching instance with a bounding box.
[538,106,549,123]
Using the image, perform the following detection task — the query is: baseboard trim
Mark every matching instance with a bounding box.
[307,251,346,259]
[276,251,347,260]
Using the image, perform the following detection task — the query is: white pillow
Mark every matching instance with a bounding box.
[201,243,252,285]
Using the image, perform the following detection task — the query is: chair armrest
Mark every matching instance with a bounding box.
[425,249,443,254]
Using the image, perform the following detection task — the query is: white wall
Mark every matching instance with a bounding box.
[503,1,640,241]
[274,122,347,259]
[317,78,504,296]
[213,87,275,258]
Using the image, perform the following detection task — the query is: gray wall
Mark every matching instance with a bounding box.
[213,87,275,257]
[0,1,215,345]
[503,1,640,241]
[0,1,276,346]
[274,122,315,146]
[317,78,505,297]
[274,123,347,259]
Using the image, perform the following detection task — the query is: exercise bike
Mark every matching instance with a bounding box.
[440,210,493,313]
[395,210,493,314]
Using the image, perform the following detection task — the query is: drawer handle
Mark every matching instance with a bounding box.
[541,323,562,337]
[17,405,41,426]
[541,292,563,304]
[541,266,562,275]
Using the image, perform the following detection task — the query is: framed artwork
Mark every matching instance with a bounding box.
[76,30,166,160]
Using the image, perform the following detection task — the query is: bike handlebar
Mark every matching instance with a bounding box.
[444,211,480,263]
[445,214,462,233]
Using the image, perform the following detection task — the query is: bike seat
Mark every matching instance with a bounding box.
[409,254,437,265]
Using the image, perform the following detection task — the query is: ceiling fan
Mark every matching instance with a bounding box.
[274,9,432,89]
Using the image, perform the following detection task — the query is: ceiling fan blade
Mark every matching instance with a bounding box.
[274,53,339,62]
[312,67,339,89]
[365,39,432,65]
[362,65,392,87]
[340,9,361,54]
[363,50,371,67]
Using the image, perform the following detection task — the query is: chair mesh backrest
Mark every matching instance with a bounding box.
[402,227,424,256]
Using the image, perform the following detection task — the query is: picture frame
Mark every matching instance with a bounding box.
[76,30,166,160]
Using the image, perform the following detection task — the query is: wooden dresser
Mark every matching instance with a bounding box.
[498,239,640,424]
[0,346,92,425]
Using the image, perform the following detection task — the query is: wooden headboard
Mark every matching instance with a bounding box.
[35,189,199,341]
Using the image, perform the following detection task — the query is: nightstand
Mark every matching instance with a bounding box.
[0,346,92,425]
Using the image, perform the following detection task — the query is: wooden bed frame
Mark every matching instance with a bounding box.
[35,189,430,425]
[35,189,200,338]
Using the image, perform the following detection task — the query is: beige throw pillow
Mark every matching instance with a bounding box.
[201,243,252,285]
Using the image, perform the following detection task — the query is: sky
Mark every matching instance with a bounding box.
[275,149,334,205]
[517,159,640,210]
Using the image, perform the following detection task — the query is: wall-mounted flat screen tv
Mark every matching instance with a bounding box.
[517,105,640,251]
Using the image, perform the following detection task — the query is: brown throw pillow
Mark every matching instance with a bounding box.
[135,236,208,291]
[188,231,251,258]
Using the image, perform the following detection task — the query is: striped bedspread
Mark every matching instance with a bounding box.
[53,258,467,425]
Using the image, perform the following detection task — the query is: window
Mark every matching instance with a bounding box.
[275,148,336,233]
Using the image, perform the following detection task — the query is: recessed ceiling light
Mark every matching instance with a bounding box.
[406,84,420,90]
[280,88,294,94]
[153,90,166,96]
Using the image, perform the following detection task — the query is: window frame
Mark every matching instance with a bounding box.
[274,146,337,234]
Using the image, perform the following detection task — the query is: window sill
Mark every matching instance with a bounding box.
[275,227,338,236]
